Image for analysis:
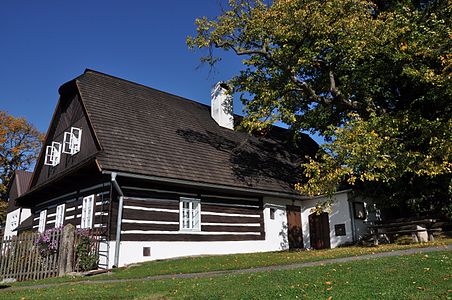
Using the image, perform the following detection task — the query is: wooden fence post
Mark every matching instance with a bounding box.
[58,224,75,276]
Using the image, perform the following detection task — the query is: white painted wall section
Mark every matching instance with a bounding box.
[3,208,31,239]
[350,196,377,241]
[301,192,353,248]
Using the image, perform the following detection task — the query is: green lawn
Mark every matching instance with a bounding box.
[1,250,450,299]
[7,239,452,287]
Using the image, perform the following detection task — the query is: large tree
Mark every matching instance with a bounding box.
[0,111,43,222]
[188,0,451,217]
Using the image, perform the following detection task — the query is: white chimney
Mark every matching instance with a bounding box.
[211,82,234,130]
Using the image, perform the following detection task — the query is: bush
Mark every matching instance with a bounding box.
[75,229,99,272]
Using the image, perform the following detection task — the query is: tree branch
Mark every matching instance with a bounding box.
[213,40,361,110]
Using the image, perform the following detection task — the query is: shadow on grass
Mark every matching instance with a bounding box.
[0,285,11,289]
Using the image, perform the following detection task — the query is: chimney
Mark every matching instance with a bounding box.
[211,82,234,130]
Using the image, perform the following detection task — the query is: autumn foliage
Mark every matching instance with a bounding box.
[0,111,43,222]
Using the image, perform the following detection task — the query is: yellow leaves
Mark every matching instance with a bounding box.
[301,112,451,199]
[399,41,408,52]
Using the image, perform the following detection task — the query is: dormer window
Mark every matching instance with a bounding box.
[44,142,62,166]
[62,127,82,155]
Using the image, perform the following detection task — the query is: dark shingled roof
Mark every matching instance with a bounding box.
[14,214,33,233]
[75,70,318,195]
[7,170,33,212]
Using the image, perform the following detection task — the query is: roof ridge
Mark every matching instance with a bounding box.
[82,69,296,134]
[83,69,213,110]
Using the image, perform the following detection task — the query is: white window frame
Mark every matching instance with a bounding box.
[81,195,94,229]
[55,204,65,228]
[44,141,62,166]
[38,210,47,233]
[10,214,18,229]
[179,197,201,231]
[62,127,82,155]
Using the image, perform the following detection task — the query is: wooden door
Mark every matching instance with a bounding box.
[308,212,331,249]
[286,205,303,249]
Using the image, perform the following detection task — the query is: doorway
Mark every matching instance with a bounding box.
[308,212,331,249]
[286,205,303,249]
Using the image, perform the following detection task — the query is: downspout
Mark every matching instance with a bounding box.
[111,172,124,268]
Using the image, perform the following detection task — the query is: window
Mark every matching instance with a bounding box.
[269,208,276,220]
[353,202,367,220]
[335,224,346,236]
[62,127,82,155]
[38,210,47,233]
[143,247,151,257]
[44,141,62,166]
[55,204,65,228]
[81,195,94,229]
[179,197,201,231]
[10,214,18,229]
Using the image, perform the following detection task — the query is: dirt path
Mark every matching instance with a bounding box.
[1,244,451,292]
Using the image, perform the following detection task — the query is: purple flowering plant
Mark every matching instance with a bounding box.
[35,227,62,257]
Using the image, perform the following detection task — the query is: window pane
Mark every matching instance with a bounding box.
[192,202,199,228]
[180,198,201,230]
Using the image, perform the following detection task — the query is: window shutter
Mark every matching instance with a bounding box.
[38,210,47,233]
[81,195,94,229]
[55,204,65,228]
[87,195,94,228]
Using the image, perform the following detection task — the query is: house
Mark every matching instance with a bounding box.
[3,170,33,239]
[16,70,375,268]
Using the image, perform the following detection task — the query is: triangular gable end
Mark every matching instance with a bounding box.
[29,79,102,190]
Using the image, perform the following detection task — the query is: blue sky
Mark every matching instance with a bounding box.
[1,1,323,144]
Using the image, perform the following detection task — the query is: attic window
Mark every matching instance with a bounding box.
[44,142,62,166]
[62,127,82,155]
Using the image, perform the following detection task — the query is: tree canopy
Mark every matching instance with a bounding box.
[188,0,451,217]
[0,111,43,222]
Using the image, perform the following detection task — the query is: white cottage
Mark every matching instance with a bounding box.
[15,70,374,267]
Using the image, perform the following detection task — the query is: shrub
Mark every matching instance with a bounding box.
[75,228,99,272]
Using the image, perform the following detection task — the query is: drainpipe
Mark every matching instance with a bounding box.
[111,172,124,268]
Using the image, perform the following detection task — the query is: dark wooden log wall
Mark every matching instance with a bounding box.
[31,182,111,234]
[118,185,265,242]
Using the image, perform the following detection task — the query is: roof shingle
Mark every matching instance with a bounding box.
[76,70,318,195]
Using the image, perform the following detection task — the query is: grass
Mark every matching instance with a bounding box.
[6,238,452,287]
[1,250,450,299]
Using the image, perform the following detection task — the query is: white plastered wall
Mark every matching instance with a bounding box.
[301,192,354,249]
[301,192,376,249]
[349,195,377,241]
[3,208,31,239]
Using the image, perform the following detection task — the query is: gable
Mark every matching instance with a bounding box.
[30,92,101,189]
